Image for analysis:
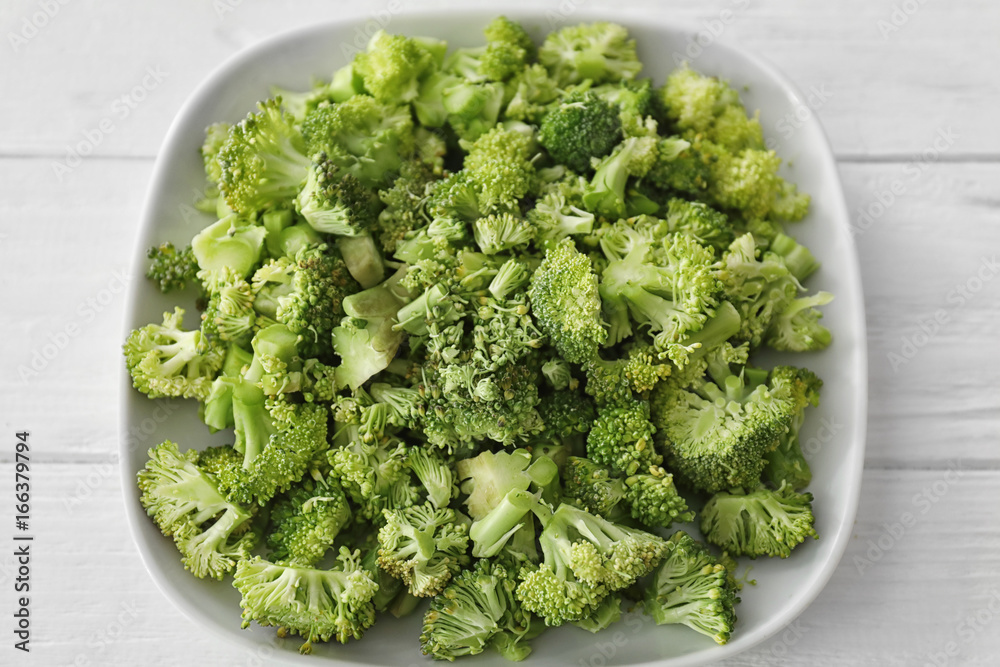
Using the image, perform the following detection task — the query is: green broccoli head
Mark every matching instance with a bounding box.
[763,366,822,490]
[329,430,418,521]
[295,158,382,237]
[643,531,740,645]
[137,441,257,580]
[353,30,438,103]
[124,307,225,401]
[217,98,312,214]
[266,472,351,567]
[650,358,798,494]
[233,549,379,652]
[377,502,471,597]
[586,398,661,476]
[301,96,414,187]
[146,242,199,293]
[539,91,622,173]
[420,559,538,662]
[536,390,597,443]
[373,159,441,254]
[538,22,642,86]
[700,482,818,558]
[583,133,659,219]
[516,503,668,626]
[528,238,607,365]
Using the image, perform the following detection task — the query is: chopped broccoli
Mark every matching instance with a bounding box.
[377,502,471,597]
[700,482,818,558]
[528,238,607,364]
[266,472,351,566]
[146,242,199,293]
[234,549,379,652]
[539,92,622,173]
[124,307,224,400]
[643,531,740,644]
[538,22,641,86]
[516,503,667,626]
[137,441,257,580]
[421,559,539,661]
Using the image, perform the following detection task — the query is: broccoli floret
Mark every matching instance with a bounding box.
[536,390,596,443]
[421,363,544,448]
[598,229,721,359]
[538,22,641,86]
[650,359,800,493]
[662,198,735,253]
[528,238,607,364]
[586,398,661,476]
[406,447,457,510]
[659,66,739,134]
[199,268,256,347]
[266,472,351,566]
[528,173,596,242]
[374,159,440,253]
[582,346,672,407]
[572,594,622,634]
[643,531,739,644]
[301,96,414,187]
[444,17,534,84]
[191,214,267,280]
[539,91,622,173]
[421,559,539,662]
[647,136,711,197]
[234,549,379,652]
[480,16,535,81]
[716,233,800,347]
[295,158,382,236]
[461,125,536,213]
[504,64,562,123]
[146,242,199,293]
[353,30,438,103]
[473,212,535,255]
[329,430,418,521]
[251,245,359,358]
[124,307,225,400]
[137,441,257,580]
[765,291,834,352]
[700,482,818,558]
[582,134,659,219]
[377,502,471,597]
[563,457,692,529]
[763,366,822,490]
[270,82,340,120]
[443,81,507,142]
[226,379,330,505]
[217,98,312,214]
[200,122,230,185]
[591,78,654,122]
[516,503,667,626]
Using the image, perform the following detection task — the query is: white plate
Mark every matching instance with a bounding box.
[120,10,867,666]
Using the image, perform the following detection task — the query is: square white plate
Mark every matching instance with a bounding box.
[120,10,868,666]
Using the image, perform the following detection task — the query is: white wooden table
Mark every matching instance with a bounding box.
[2,0,998,664]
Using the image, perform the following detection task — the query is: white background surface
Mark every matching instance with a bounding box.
[1,1,998,665]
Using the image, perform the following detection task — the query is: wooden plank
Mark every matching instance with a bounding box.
[6,464,997,665]
[3,158,997,467]
[0,0,998,159]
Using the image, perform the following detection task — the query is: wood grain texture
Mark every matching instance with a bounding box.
[1,0,997,159]
[2,0,997,664]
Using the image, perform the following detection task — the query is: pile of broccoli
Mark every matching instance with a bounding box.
[127,17,832,661]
